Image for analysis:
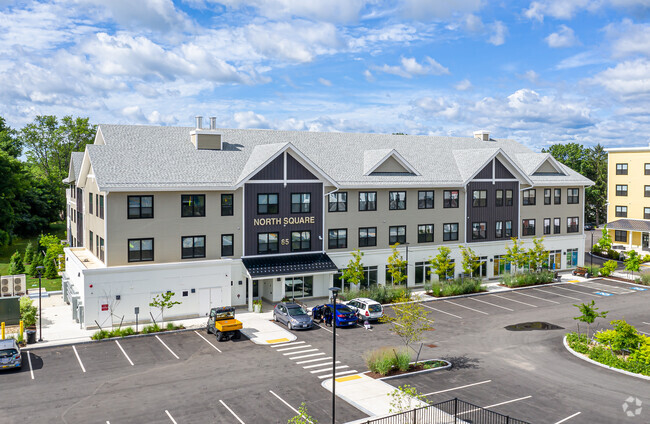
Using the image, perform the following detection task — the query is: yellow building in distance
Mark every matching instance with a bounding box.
[606,145,650,250]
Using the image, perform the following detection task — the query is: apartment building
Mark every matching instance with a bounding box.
[62,122,592,328]
[605,145,650,250]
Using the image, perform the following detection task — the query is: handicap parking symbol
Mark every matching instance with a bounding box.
[629,287,647,291]
[595,291,614,296]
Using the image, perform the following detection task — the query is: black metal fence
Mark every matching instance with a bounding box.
[357,398,530,424]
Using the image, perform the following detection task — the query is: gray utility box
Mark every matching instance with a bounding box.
[0,297,21,325]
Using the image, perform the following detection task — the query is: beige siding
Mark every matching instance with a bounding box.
[83,167,106,258]
[520,186,583,238]
[106,188,243,267]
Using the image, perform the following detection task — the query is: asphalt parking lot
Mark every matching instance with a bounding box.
[1,277,648,423]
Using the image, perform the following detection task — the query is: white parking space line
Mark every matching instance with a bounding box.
[535,288,581,301]
[72,345,86,373]
[317,369,358,379]
[575,282,634,294]
[444,300,489,315]
[283,348,318,356]
[421,303,463,319]
[220,399,245,424]
[165,410,178,424]
[194,330,222,353]
[554,412,581,424]
[512,290,560,304]
[310,365,348,374]
[290,352,325,360]
[483,395,532,409]
[556,286,600,297]
[269,390,302,416]
[271,341,305,348]
[638,330,650,336]
[156,335,180,359]
[313,323,339,335]
[492,295,537,308]
[423,380,491,396]
[296,356,332,365]
[303,360,339,369]
[470,297,514,312]
[277,345,312,352]
[26,351,34,380]
[115,340,134,366]
[643,322,650,326]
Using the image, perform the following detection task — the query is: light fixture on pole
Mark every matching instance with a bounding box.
[328,286,340,424]
[36,266,44,342]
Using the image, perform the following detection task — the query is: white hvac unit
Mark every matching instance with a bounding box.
[0,276,11,297]
[13,274,26,296]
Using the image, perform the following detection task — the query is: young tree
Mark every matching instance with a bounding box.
[459,245,480,277]
[43,248,58,279]
[388,384,428,414]
[287,402,318,424]
[342,249,365,291]
[583,144,608,225]
[24,242,34,264]
[597,225,612,251]
[600,260,617,277]
[381,299,433,364]
[527,237,547,271]
[573,300,608,339]
[28,252,44,277]
[9,251,25,274]
[428,246,453,281]
[625,250,641,279]
[149,292,182,323]
[504,238,526,273]
[387,244,407,286]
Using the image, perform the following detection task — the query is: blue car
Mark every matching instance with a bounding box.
[313,304,357,328]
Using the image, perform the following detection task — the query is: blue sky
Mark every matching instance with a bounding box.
[1,0,650,151]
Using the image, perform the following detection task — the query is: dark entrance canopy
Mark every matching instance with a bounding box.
[242,253,338,278]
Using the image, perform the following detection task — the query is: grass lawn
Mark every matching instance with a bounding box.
[0,222,66,292]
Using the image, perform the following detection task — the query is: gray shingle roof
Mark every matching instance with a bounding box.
[606,219,650,232]
[87,124,592,190]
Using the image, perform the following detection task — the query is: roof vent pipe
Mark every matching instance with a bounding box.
[209,117,216,130]
[195,116,203,129]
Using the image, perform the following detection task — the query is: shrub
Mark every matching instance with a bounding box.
[363,347,410,375]
[643,254,650,263]
[502,271,555,288]
[166,322,176,331]
[629,338,650,366]
[585,266,601,276]
[28,253,44,277]
[591,244,602,255]
[19,296,37,327]
[340,285,410,304]
[142,324,161,334]
[607,249,620,261]
[92,330,109,340]
[120,327,135,336]
[395,349,411,371]
[600,260,617,277]
[9,251,25,274]
[426,277,485,297]
[639,274,650,286]
[23,242,34,264]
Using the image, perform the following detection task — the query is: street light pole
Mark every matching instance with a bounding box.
[329,286,340,424]
[590,231,594,269]
[36,266,44,342]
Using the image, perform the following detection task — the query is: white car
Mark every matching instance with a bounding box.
[345,298,383,322]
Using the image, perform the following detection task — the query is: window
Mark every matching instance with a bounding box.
[645,208,650,220]
[389,226,406,244]
[221,194,233,216]
[443,223,459,241]
[128,196,153,219]
[389,191,406,210]
[616,163,628,175]
[385,264,407,286]
[544,218,551,235]
[128,238,153,262]
[495,190,503,207]
[567,248,579,267]
[443,190,459,208]
[554,188,561,205]
[291,193,311,213]
[523,189,536,205]
[472,190,487,207]
[544,189,551,205]
[472,222,487,240]
[495,221,503,238]
[257,193,279,215]
[363,266,379,289]
[616,185,628,197]
[615,206,628,217]
[494,255,511,276]
[328,192,347,212]
[522,219,536,236]
[567,188,579,204]
[615,230,627,243]
[505,221,513,238]
[567,217,579,233]
[89,230,93,252]
[182,194,206,217]
[99,195,104,219]
[418,224,434,243]
[554,218,561,234]
[646,163,650,175]
[221,234,233,256]
[96,235,99,256]
[645,186,650,197]
[328,229,347,249]
[415,262,433,284]
[291,231,311,252]
[359,227,377,247]
[182,236,205,259]
[95,194,99,216]
[359,192,377,211]
[88,192,93,214]
[505,189,513,206]
[418,191,434,209]
[258,233,279,254]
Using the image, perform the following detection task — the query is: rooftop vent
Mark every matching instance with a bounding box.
[473,130,490,141]
[195,116,203,129]
[190,116,221,150]
[209,117,217,130]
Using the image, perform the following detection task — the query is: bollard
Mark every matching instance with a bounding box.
[20,320,24,337]
[1,322,4,340]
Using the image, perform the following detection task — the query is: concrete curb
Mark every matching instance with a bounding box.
[563,335,650,381]
[378,359,451,381]
[320,377,377,418]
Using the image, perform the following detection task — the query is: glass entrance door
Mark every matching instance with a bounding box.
[284,277,313,300]
[246,279,260,301]
[643,233,649,249]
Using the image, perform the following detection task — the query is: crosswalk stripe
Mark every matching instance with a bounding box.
[271,341,305,348]
[296,356,332,364]
[304,361,340,369]
[289,352,325,360]
[277,345,312,352]
[284,348,318,356]
[318,370,358,379]
[311,365,348,374]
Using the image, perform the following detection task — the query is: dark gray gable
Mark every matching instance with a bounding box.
[287,153,318,180]
[475,161,492,179]
[495,159,514,179]
[250,154,283,180]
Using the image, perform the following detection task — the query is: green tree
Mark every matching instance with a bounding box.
[287,402,318,424]
[388,384,428,413]
[381,299,433,364]
[504,238,526,273]
[19,296,38,327]
[527,237,547,271]
[625,250,641,279]
[342,249,365,290]
[28,252,44,277]
[9,251,25,274]
[429,246,453,281]
[43,248,58,279]
[600,260,617,277]
[24,242,35,264]
[0,116,21,158]
[583,144,608,225]
[459,245,480,277]
[387,244,407,286]
[149,292,182,323]
[542,143,586,174]
[597,225,612,251]
[573,300,608,339]
[0,150,28,244]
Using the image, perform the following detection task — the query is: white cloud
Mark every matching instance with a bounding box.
[400,0,482,20]
[81,0,193,32]
[363,69,374,82]
[592,59,650,98]
[555,51,605,69]
[213,0,366,23]
[454,79,472,90]
[523,0,650,21]
[488,21,508,46]
[318,77,332,87]
[521,70,540,83]
[545,25,579,48]
[233,111,271,129]
[375,57,449,78]
[606,20,650,58]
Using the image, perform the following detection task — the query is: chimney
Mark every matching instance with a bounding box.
[195,116,203,129]
[209,117,217,130]
[190,116,222,150]
[473,130,490,141]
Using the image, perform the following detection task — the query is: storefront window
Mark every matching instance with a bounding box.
[548,250,561,270]
[493,255,510,276]
[566,248,579,267]
[385,265,407,286]
[285,276,314,299]
[415,262,433,284]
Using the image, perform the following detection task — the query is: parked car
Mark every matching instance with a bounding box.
[0,339,22,371]
[274,302,313,330]
[345,298,384,322]
[312,303,357,327]
[584,224,595,231]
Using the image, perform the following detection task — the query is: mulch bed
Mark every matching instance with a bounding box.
[364,360,447,379]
